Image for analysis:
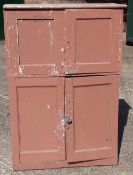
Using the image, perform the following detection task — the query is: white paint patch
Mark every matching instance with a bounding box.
[56,109,65,143]
[61,61,65,67]
[48,21,54,45]
[48,10,53,17]
[118,18,123,63]
[46,105,50,109]
[50,66,59,76]
[54,108,65,154]
[19,66,24,75]
[61,48,65,53]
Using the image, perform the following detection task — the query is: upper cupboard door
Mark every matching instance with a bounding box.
[65,9,123,74]
[4,10,64,77]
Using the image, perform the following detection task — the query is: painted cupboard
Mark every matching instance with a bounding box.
[4,3,126,170]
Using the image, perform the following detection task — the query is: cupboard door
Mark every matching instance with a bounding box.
[65,9,123,74]
[9,77,65,163]
[65,75,119,162]
[5,10,64,77]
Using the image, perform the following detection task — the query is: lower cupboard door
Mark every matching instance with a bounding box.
[9,77,65,163]
[65,75,119,162]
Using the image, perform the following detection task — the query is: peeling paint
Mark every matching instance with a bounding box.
[118,18,123,63]
[19,65,24,75]
[46,105,50,109]
[48,21,54,45]
[48,10,53,16]
[54,108,65,152]
[50,66,59,76]
[61,61,65,67]
[61,48,65,53]
[56,109,65,143]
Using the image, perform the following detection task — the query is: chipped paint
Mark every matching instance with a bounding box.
[48,21,54,45]
[19,65,24,75]
[3,5,125,169]
[48,10,53,16]
[51,108,65,152]
[50,66,59,76]
[6,48,11,66]
[61,61,65,68]
[46,105,50,109]
[56,109,65,141]
[118,17,123,63]
[61,48,65,53]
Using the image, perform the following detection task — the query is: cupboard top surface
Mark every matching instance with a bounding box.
[4,3,127,10]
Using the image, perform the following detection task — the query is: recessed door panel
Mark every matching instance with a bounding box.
[65,75,119,162]
[75,18,111,64]
[18,19,56,65]
[9,77,65,163]
[65,9,123,74]
[5,10,64,76]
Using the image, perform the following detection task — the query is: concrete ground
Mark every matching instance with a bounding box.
[0,34,133,175]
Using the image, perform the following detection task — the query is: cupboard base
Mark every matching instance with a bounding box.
[13,157,118,170]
